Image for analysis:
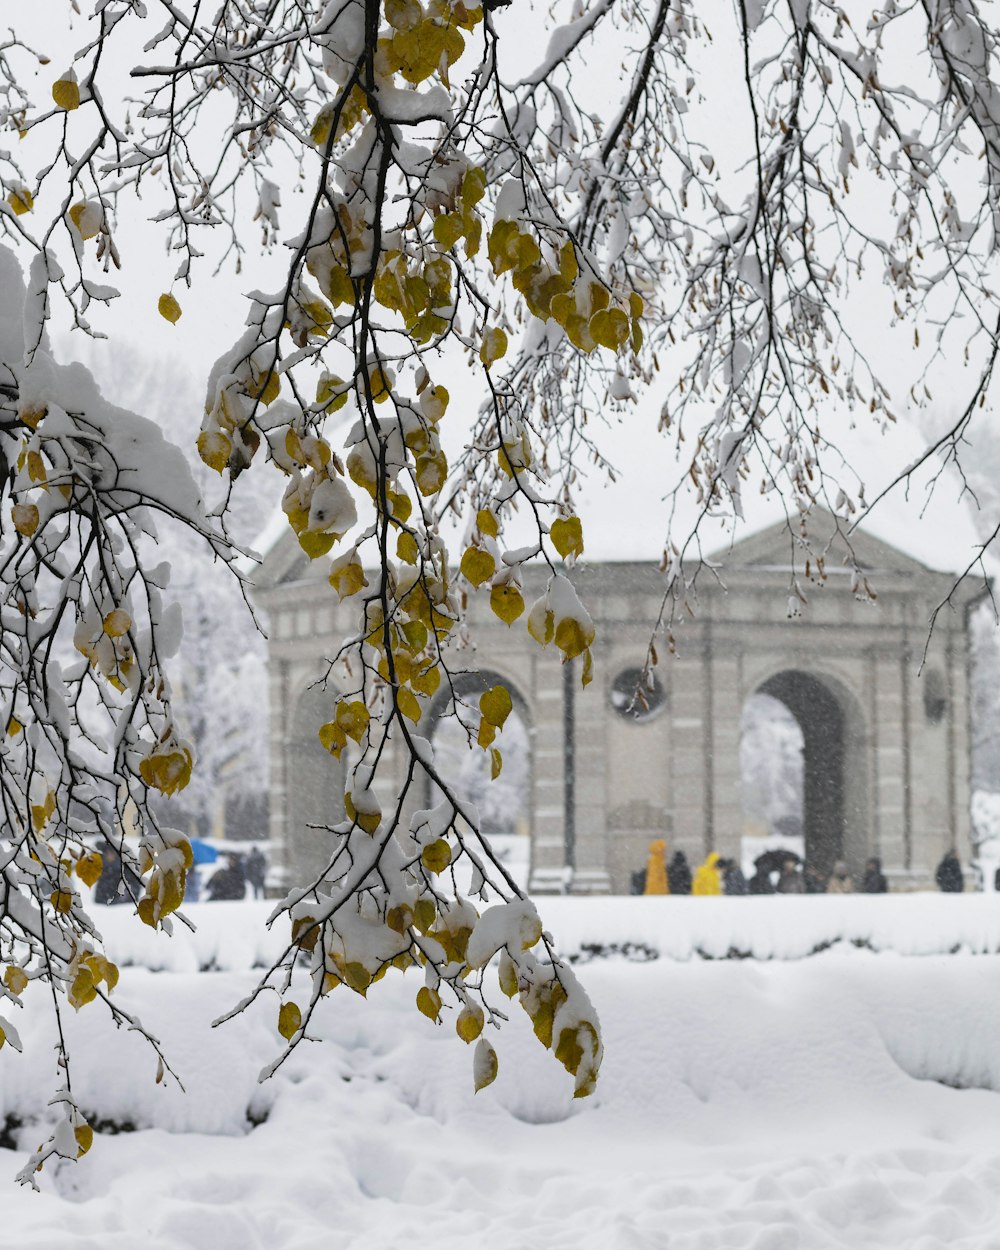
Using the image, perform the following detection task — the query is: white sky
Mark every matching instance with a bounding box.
[8,1,1000,583]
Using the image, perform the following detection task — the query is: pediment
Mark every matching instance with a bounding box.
[253,525,319,594]
[707,507,939,579]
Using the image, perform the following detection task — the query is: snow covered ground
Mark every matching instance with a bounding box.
[6,897,1000,1248]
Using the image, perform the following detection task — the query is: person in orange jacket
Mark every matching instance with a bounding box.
[643,839,670,894]
[692,851,723,895]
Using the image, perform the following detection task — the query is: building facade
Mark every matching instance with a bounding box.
[255,510,980,893]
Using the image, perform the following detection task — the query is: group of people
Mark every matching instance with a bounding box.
[199,848,268,901]
[93,843,268,904]
[633,843,971,896]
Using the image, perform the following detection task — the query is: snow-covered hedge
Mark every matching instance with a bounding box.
[83,892,1000,975]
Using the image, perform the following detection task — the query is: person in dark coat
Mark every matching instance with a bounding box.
[934,849,964,893]
[245,846,267,899]
[629,867,647,895]
[748,863,775,894]
[775,857,805,893]
[667,850,692,895]
[720,857,749,895]
[861,856,888,893]
[206,853,247,901]
[804,864,827,894]
[93,845,142,905]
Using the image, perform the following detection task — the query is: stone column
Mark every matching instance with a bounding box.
[871,650,908,876]
[667,640,709,861]
[528,652,567,892]
[710,644,743,862]
[570,646,611,894]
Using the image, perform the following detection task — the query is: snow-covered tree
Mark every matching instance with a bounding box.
[78,345,272,841]
[3,0,1000,1181]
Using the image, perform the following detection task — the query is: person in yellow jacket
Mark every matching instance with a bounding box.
[643,839,669,894]
[692,851,723,895]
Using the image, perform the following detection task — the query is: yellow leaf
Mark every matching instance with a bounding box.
[291,915,320,951]
[589,307,630,351]
[477,718,496,749]
[68,200,103,240]
[477,508,498,538]
[490,582,524,625]
[629,291,644,319]
[559,240,579,282]
[498,951,518,998]
[298,529,338,559]
[479,326,508,368]
[473,1038,499,1092]
[413,898,436,932]
[386,904,412,934]
[550,516,584,560]
[317,373,350,413]
[421,839,452,874]
[415,449,447,497]
[456,1004,484,1043]
[158,293,182,324]
[11,503,39,537]
[197,430,231,474]
[50,889,73,915]
[7,186,33,216]
[74,1123,94,1158]
[319,719,347,758]
[411,663,441,697]
[396,686,422,723]
[396,531,418,565]
[490,747,502,780]
[26,450,46,484]
[103,609,131,638]
[52,76,81,110]
[368,366,392,403]
[345,792,381,834]
[344,962,372,994]
[479,685,512,729]
[4,966,28,996]
[460,546,495,588]
[554,1025,584,1076]
[337,699,371,743]
[75,851,103,888]
[329,554,367,601]
[278,1001,302,1041]
[310,102,335,148]
[6,716,23,737]
[67,965,96,1009]
[433,212,464,250]
[416,986,441,1021]
[139,746,193,797]
[249,367,280,406]
[462,166,487,208]
[401,619,429,654]
[555,615,595,661]
[575,647,593,691]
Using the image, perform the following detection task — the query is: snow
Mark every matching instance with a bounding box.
[6,896,1000,1247]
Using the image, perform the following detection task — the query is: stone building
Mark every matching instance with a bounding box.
[255,508,982,893]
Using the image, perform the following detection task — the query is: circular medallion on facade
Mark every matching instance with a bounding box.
[610,667,666,721]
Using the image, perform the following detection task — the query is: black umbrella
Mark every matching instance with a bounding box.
[754,848,802,874]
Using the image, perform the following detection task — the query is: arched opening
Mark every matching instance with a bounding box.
[742,671,850,876]
[740,692,805,840]
[424,671,532,887]
[286,684,345,884]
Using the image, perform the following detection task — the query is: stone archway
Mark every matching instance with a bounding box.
[423,669,532,837]
[754,670,855,875]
